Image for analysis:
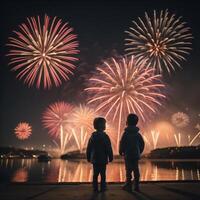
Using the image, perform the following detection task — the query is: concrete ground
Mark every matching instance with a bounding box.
[0,182,200,200]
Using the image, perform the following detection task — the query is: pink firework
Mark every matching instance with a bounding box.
[7,15,79,89]
[14,122,32,140]
[85,56,166,151]
[42,101,73,137]
[42,101,74,154]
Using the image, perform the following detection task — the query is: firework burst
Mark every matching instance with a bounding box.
[42,101,74,154]
[14,122,32,140]
[67,105,96,153]
[171,112,190,128]
[7,15,79,89]
[125,10,192,74]
[85,56,166,150]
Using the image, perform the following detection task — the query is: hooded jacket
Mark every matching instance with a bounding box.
[119,126,144,161]
[86,131,113,164]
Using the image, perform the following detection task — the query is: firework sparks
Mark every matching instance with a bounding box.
[85,56,166,150]
[67,105,96,153]
[189,131,200,146]
[125,10,192,74]
[151,130,160,149]
[7,15,79,89]
[171,112,190,128]
[42,101,74,154]
[14,122,32,140]
[187,135,191,145]
[174,133,181,146]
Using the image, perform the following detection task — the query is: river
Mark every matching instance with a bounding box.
[0,159,200,182]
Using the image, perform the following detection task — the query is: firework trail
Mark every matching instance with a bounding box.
[85,56,166,151]
[144,130,160,150]
[174,133,181,146]
[189,131,200,146]
[187,135,191,145]
[42,101,74,154]
[171,112,190,128]
[125,10,192,74]
[7,15,79,89]
[14,122,32,140]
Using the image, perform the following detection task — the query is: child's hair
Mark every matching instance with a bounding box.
[93,117,106,131]
[127,113,139,126]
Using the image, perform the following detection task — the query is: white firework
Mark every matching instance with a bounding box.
[171,112,190,128]
[125,9,192,74]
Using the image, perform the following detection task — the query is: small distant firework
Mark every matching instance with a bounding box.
[125,10,192,74]
[85,56,166,151]
[14,122,32,140]
[42,101,74,154]
[171,112,190,128]
[7,15,79,89]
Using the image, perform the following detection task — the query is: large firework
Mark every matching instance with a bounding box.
[14,122,32,140]
[42,101,74,154]
[171,112,190,128]
[125,10,192,74]
[67,105,96,153]
[7,15,79,89]
[85,56,166,150]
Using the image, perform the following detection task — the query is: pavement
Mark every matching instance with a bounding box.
[0,181,200,200]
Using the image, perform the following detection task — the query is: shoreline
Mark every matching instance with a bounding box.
[1,181,200,200]
[4,180,200,185]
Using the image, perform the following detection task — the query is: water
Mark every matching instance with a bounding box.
[0,159,200,183]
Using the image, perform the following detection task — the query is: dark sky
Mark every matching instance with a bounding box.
[0,0,200,148]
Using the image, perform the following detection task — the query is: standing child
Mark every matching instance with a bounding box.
[86,117,113,192]
[119,114,144,192]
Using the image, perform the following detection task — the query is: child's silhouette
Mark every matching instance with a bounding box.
[86,117,113,192]
[119,114,144,192]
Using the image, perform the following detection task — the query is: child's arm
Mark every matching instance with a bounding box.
[86,137,92,162]
[119,132,126,156]
[138,133,145,154]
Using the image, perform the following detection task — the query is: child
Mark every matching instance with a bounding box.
[86,117,113,192]
[119,114,144,192]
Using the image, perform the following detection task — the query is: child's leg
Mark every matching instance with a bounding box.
[93,164,100,191]
[133,160,140,190]
[125,161,132,185]
[122,161,132,191]
[100,164,106,191]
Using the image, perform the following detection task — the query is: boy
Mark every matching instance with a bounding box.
[86,117,113,192]
[119,114,144,192]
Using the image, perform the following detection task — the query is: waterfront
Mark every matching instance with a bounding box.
[0,159,200,183]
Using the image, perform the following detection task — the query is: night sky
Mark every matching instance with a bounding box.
[0,0,200,149]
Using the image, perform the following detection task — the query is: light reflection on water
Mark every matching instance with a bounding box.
[0,159,200,182]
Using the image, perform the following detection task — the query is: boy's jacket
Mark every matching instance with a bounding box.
[86,131,113,164]
[119,126,145,161]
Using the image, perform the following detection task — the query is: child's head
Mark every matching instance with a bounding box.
[127,113,138,126]
[93,117,106,131]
